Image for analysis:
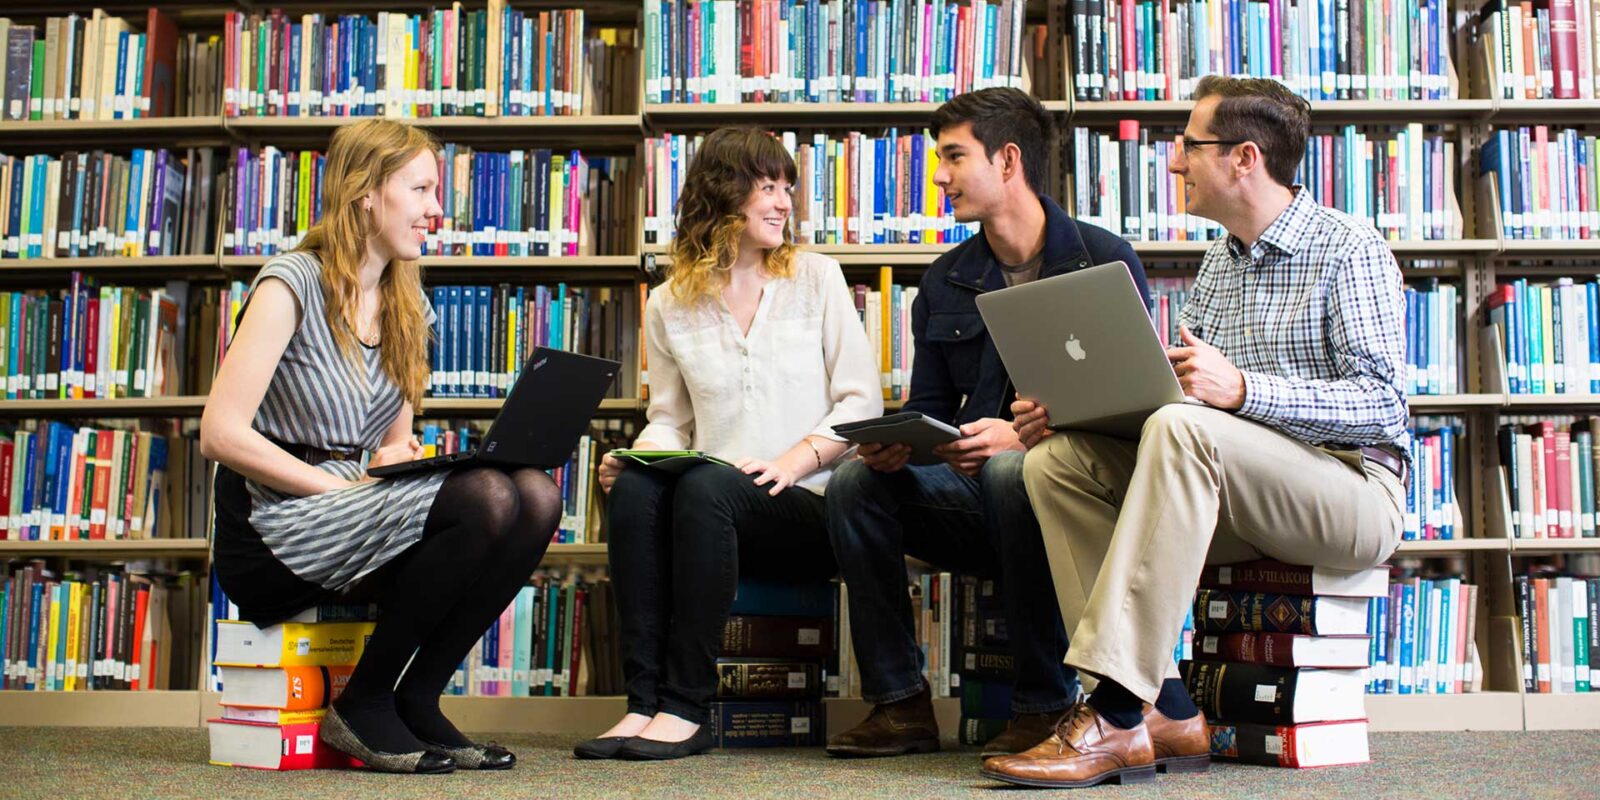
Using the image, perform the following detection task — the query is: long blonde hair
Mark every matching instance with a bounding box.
[667,127,799,304]
[294,119,436,409]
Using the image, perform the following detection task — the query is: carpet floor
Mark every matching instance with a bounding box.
[2,728,1597,798]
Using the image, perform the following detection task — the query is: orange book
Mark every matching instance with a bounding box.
[1534,576,1553,692]
[637,282,649,400]
[1522,2,1539,98]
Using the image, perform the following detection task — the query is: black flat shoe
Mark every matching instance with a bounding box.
[615,726,716,761]
[422,739,515,770]
[573,736,633,760]
[319,706,457,774]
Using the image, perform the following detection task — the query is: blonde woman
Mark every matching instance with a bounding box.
[201,120,560,774]
[574,127,882,760]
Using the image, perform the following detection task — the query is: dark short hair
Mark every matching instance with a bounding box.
[929,87,1053,194]
[1191,76,1311,187]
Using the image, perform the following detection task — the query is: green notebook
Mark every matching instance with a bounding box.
[610,449,735,475]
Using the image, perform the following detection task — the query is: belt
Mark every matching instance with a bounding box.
[269,437,361,466]
[1357,444,1408,485]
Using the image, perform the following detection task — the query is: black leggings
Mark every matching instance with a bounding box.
[607,463,837,725]
[332,466,561,752]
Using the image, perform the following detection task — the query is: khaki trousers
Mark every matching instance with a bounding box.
[1021,403,1404,703]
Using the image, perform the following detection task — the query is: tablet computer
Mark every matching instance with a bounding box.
[832,412,962,466]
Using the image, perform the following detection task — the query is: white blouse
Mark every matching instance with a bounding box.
[636,250,884,494]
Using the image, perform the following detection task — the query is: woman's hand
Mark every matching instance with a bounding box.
[735,457,804,497]
[598,452,625,494]
[368,438,422,471]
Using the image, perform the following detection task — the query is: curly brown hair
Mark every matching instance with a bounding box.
[667,127,800,304]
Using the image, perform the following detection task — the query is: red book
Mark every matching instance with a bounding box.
[1555,428,1573,537]
[82,294,99,399]
[1551,0,1582,98]
[1192,632,1371,668]
[567,585,586,695]
[1122,0,1137,99]
[1539,420,1558,536]
[207,719,361,770]
[223,12,238,117]
[1207,720,1371,768]
[142,8,179,117]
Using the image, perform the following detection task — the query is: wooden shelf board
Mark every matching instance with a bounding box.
[645,102,945,124]
[1522,691,1600,730]
[221,254,640,272]
[225,115,643,133]
[1070,99,1494,122]
[1364,691,1524,731]
[1394,538,1509,554]
[0,116,224,137]
[438,695,628,734]
[0,256,219,270]
[1131,240,1496,258]
[1497,241,1600,258]
[542,543,609,564]
[1504,394,1600,409]
[1493,99,1600,121]
[1409,393,1506,410]
[417,398,643,416]
[0,396,209,417]
[0,690,202,727]
[1510,538,1600,553]
[0,538,209,559]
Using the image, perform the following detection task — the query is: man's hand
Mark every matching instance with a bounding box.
[856,441,913,473]
[932,417,1024,476]
[1167,325,1246,410]
[368,438,421,470]
[1011,397,1055,449]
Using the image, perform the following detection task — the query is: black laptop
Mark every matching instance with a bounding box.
[368,347,620,478]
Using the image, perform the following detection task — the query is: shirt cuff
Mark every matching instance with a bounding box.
[1237,369,1286,424]
[635,423,690,452]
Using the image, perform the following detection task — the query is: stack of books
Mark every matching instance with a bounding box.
[1181,559,1385,769]
[709,578,832,748]
[206,607,375,771]
[952,575,1012,746]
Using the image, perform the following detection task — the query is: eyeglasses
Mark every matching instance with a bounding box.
[1181,137,1247,150]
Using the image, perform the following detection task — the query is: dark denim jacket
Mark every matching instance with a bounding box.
[903,195,1149,426]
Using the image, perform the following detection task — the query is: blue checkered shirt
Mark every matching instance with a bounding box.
[1178,186,1411,459]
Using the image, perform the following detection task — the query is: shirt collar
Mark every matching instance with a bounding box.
[1226,185,1313,260]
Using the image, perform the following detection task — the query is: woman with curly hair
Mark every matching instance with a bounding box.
[574,127,881,761]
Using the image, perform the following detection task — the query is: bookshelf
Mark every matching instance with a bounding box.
[2,0,1598,738]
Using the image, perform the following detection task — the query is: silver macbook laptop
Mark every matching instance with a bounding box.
[975,261,1191,439]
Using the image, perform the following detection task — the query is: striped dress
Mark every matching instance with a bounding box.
[235,252,447,592]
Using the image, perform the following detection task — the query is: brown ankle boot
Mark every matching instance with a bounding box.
[825,688,941,758]
[979,710,1065,760]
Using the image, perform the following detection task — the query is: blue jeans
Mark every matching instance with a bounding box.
[826,452,1078,714]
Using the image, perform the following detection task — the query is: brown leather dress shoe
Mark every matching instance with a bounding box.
[825,688,941,758]
[1144,705,1211,773]
[980,702,1157,789]
[979,711,1064,759]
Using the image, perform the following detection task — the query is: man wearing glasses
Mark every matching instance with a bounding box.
[983,75,1410,788]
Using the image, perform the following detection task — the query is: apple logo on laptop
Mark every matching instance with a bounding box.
[1064,335,1087,361]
